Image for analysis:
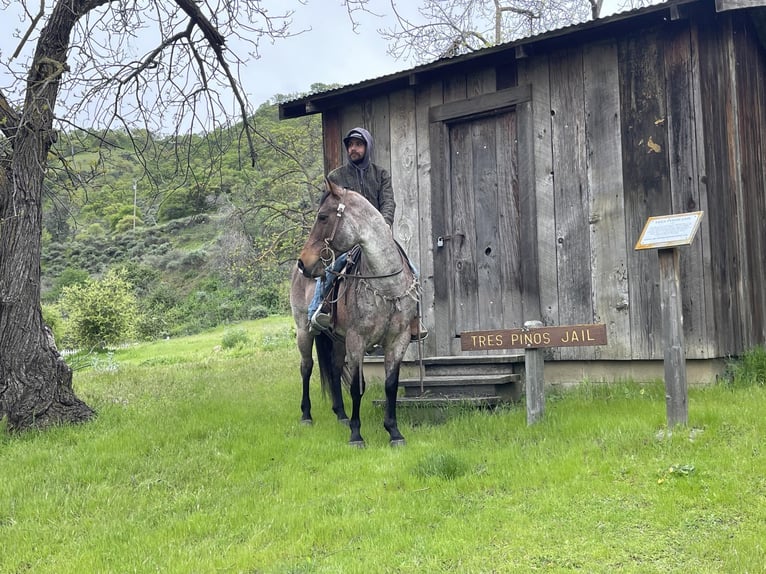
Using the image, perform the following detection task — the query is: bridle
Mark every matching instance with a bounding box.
[319,186,405,281]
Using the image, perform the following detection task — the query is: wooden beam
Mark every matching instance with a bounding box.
[428,84,532,123]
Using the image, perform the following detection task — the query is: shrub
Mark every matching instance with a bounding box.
[59,268,137,349]
[249,305,269,320]
[221,328,249,350]
[725,345,766,388]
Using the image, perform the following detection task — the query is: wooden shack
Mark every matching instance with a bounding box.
[280,0,766,384]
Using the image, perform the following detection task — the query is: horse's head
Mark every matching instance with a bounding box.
[298,179,365,278]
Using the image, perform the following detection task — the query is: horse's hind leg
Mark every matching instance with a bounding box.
[383,361,405,447]
[329,340,349,424]
[348,363,365,447]
[298,340,314,425]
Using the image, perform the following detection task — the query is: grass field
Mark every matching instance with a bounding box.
[2,317,765,573]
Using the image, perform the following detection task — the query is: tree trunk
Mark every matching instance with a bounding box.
[0,1,100,431]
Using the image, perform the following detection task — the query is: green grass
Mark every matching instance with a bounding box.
[2,318,765,573]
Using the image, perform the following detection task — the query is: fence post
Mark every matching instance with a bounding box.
[524,320,545,425]
[658,248,688,426]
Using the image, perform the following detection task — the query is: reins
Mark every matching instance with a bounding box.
[322,186,405,282]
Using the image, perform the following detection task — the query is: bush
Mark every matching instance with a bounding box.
[221,328,249,350]
[59,268,137,349]
[249,305,269,320]
[726,345,766,387]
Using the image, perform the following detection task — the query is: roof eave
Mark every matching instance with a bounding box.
[278,0,745,119]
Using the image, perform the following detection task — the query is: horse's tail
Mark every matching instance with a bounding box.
[314,332,337,397]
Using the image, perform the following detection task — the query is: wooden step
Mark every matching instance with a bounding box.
[373,395,503,408]
[399,373,521,402]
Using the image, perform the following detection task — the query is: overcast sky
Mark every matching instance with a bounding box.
[242,0,414,105]
[246,0,622,106]
[1,0,624,116]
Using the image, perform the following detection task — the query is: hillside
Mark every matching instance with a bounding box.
[39,92,330,343]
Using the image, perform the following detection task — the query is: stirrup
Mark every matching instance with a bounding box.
[410,326,428,341]
[310,308,332,333]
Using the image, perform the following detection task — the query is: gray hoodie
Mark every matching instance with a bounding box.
[327,127,396,226]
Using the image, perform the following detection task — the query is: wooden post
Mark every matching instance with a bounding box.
[658,248,688,426]
[524,320,545,425]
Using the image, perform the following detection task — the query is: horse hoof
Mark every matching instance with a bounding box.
[349,440,366,449]
[338,418,350,426]
[300,418,313,426]
[390,438,406,448]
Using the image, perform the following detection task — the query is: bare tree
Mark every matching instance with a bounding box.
[0,0,376,432]
[379,0,653,63]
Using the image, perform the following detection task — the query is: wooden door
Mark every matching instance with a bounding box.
[442,111,523,344]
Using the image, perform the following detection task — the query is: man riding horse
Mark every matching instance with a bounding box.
[308,127,427,342]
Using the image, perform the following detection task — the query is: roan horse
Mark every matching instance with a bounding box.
[294,179,420,447]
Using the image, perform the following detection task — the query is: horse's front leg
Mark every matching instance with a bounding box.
[348,359,365,447]
[297,330,314,424]
[382,333,410,446]
[383,359,405,447]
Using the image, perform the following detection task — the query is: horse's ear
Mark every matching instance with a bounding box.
[325,177,342,198]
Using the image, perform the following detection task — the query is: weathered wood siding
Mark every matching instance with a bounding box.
[318,2,766,362]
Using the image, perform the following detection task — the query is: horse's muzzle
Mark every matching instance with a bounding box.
[297,258,320,279]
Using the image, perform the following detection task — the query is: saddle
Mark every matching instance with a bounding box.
[316,245,363,332]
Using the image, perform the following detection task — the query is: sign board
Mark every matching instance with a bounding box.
[461,323,607,351]
[634,211,704,250]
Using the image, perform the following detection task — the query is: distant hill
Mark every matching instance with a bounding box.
[40,92,330,339]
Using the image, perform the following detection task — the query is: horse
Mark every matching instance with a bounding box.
[296,178,420,447]
[289,265,349,426]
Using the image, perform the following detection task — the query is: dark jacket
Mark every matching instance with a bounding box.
[327,127,396,226]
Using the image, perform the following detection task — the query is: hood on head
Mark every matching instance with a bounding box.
[343,127,373,169]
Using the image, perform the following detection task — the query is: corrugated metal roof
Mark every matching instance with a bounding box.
[278,0,741,119]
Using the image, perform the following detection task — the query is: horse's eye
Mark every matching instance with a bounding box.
[317,213,328,222]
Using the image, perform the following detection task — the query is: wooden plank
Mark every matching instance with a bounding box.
[583,40,631,361]
[389,89,419,264]
[618,28,671,360]
[663,23,710,359]
[374,396,503,408]
[428,117,452,357]
[443,74,468,356]
[364,95,391,171]
[517,55,557,332]
[400,373,518,387]
[549,46,593,361]
[732,14,766,345]
[696,15,743,355]
[686,20,717,358]
[467,69,498,346]
[428,85,532,123]
[496,110,524,341]
[473,117,504,332]
[429,74,466,356]
[321,109,342,175]
[414,81,443,356]
[449,122,479,342]
[721,17,752,352]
